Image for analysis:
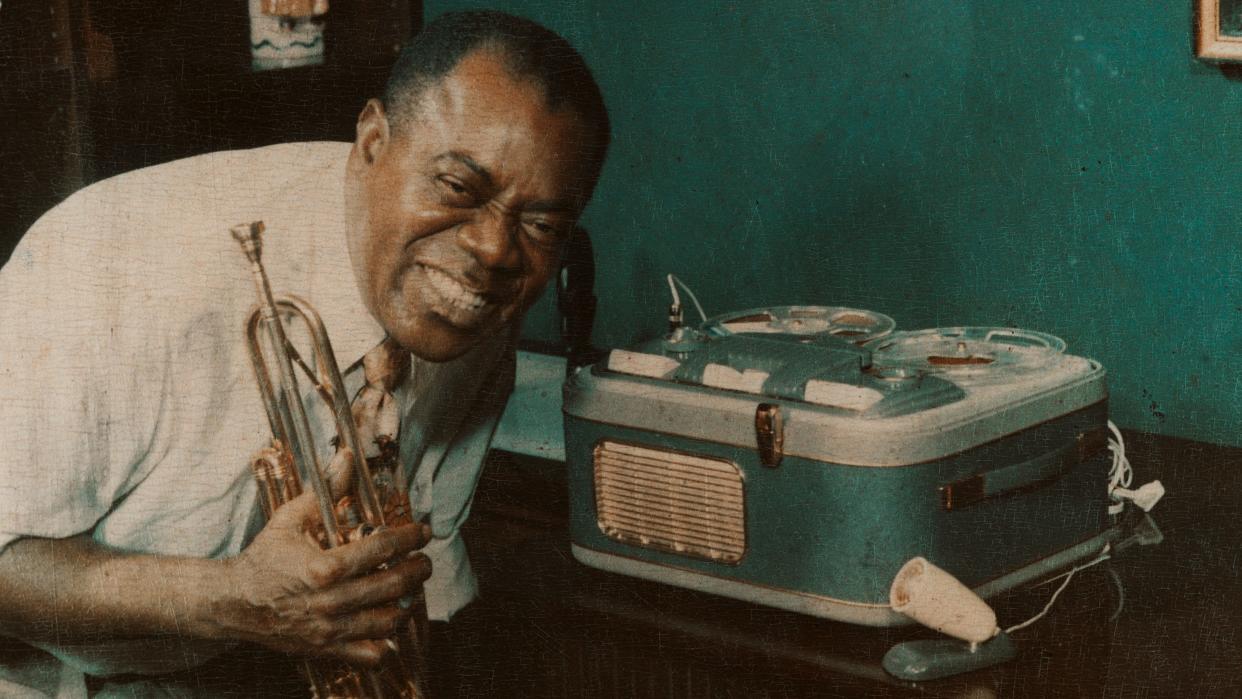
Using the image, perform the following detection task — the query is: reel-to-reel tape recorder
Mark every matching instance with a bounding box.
[563,302,1114,626]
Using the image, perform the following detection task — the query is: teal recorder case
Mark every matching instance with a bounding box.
[563,309,1112,626]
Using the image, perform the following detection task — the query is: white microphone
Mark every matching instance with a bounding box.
[889,557,999,648]
[883,557,1016,681]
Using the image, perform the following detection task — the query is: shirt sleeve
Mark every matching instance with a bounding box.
[0,193,160,553]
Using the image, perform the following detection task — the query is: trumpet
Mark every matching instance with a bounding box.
[231,221,430,699]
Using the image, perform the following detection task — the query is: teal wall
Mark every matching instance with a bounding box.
[427,0,1242,447]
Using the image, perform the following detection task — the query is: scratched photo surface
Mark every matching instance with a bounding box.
[0,2,1236,698]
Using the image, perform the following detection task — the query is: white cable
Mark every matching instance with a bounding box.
[666,274,681,309]
[1106,420,1132,492]
[1105,421,1164,513]
[666,274,707,323]
[1106,420,1133,515]
[1002,424,1149,635]
[1004,545,1111,635]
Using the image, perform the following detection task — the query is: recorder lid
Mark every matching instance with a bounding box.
[605,334,965,418]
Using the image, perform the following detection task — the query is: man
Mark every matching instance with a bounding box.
[0,10,609,697]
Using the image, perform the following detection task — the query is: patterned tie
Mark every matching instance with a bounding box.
[338,339,430,696]
[352,337,410,458]
[340,337,412,525]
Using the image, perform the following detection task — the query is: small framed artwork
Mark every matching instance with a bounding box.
[1198,0,1242,61]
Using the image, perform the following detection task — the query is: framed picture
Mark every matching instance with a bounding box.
[1197,0,1242,60]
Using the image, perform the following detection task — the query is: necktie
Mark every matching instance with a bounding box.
[338,337,412,527]
[352,337,410,458]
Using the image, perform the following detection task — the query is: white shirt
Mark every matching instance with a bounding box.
[0,142,514,687]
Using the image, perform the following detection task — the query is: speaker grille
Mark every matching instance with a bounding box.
[593,441,746,564]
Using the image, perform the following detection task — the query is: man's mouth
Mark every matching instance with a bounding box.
[422,265,495,324]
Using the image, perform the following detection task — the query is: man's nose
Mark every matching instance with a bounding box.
[457,209,521,271]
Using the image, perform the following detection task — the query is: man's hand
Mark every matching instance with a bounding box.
[218,490,432,667]
[0,441,430,673]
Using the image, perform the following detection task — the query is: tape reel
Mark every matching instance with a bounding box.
[704,306,896,344]
[865,327,1067,383]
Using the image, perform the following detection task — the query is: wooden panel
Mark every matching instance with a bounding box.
[0,0,90,260]
[1,0,420,263]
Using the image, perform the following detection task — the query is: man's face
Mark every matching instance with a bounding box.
[346,51,598,361]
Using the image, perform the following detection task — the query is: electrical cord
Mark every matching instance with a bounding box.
[666,274,707,324]
[1107,420,1132,494]
[1107,420,1132,515]
[1004,422,1162,635]
[1106,421,1165,514]
[1004,544,1112,635]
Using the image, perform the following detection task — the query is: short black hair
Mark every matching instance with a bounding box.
[383,11,611,192]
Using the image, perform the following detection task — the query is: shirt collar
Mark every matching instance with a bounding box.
[281,144,387,374]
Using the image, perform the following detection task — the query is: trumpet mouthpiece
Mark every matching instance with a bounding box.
[231,221,266,263]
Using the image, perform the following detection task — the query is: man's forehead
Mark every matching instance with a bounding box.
[398,67,590,159]
[409,51,546,125]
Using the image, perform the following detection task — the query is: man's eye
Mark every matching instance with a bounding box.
[523,220,563,242]
[436,176,472,199]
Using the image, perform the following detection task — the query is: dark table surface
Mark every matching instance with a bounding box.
[437,430,1241,699]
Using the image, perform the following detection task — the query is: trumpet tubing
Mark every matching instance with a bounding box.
[232,221,430,699]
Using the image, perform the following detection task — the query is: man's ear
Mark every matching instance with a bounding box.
[354,99,390,166]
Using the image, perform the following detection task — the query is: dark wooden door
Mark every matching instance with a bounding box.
[0,0,418,263]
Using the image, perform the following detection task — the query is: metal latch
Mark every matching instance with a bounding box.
[754,403,784,468]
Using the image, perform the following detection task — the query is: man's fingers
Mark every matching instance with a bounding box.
[306,554,431,614]
[327,639,395,668]
[324,448,355,499]
[318,523,431,582]
[330,605,412,644]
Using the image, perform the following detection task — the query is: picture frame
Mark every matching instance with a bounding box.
[1197,0,1242,61]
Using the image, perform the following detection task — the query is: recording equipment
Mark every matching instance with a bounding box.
[883,557,1016,680]
[232,221,428,699]
[890,556,999,645]
[563,304,1115,634]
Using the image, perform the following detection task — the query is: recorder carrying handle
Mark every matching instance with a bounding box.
[939,426,1109,511]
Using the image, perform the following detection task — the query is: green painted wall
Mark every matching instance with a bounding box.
[427,0,1242,447]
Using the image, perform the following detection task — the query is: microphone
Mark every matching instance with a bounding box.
[883,557,1017,681]
[890,557,999,647]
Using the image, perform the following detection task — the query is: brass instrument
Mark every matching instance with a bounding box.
[231,221,430,699]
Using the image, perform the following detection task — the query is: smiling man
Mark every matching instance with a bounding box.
[348,42,604,361]
[0,10,608,698]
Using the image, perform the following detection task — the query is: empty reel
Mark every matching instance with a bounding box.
[865,327,1067,383]
[703,306,896,344]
